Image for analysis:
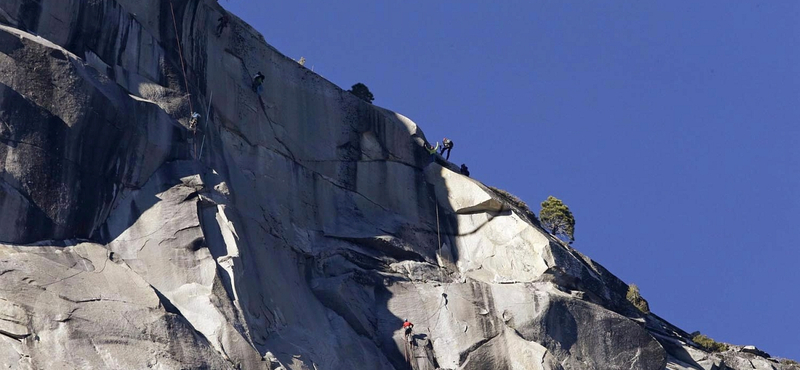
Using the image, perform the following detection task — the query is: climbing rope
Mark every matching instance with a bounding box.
[198,91,213,160]
[404,339,409,365]
[168,1,193,114]
[435,194,441,257]
[168,0,198,158]
[414,192,450,333]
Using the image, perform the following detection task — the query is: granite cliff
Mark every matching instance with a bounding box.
[0,1,795,369]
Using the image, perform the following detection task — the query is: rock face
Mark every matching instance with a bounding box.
[0,1,795,370]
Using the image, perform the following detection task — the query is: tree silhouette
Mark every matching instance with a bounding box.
[348,83,374,103]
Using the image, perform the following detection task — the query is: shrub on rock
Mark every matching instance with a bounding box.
[691,332,729,353]
[626,284,650,314]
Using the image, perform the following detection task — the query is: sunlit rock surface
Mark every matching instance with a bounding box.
[0,1,796,369]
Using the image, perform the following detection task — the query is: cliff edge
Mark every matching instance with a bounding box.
[0,1,795,369]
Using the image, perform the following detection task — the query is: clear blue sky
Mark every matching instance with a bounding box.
[221,1,800,360]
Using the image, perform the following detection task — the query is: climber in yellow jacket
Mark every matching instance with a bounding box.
[425,142,439,163]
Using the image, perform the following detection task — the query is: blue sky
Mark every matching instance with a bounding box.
[222,1,800,360]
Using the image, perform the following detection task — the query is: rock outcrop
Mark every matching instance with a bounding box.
[0,1,796,369]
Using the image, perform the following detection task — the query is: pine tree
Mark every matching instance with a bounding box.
[348,83,374,103]
[539,196,575,242]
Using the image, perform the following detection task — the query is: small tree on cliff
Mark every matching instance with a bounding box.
[626,284,650,314]
[539,196,575,243]
[348,83,374,103]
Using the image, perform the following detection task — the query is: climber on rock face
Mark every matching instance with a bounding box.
[440,138,453,160]
[252,72,265,95]
[460,163,470,177]
[425,142,439,163]
[216,13,230,36]
[189,112,201,130]
[403,319,414,339]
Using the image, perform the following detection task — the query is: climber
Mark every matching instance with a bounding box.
[252,72,266,95]
[460,164,470,177]
[189,112,201,130]
[440,138,453,160]
[425,142,439,163]
[402,319,414,342]
[216,13,230,36]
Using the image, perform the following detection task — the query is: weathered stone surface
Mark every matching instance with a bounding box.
[0,242,232,369]
[740,345,771,358]
[0,1,794,369]
[502,287,665,369]
[0,24,177,244]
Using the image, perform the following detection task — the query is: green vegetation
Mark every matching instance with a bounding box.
[626,284,650,314]
[691,332,729,353]
[487,186,539,225]
[348,83,374,103]
[781,359,799,365]
[539,196,575,243]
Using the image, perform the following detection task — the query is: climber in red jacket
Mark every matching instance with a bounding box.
[403,319,414,338]
[403,319,414,336]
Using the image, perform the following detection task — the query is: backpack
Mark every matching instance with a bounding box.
[443,138,453,148]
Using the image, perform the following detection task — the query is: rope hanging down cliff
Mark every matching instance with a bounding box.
[168,1,193,114]
[436,192,441,257]
[169,1,201,158]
